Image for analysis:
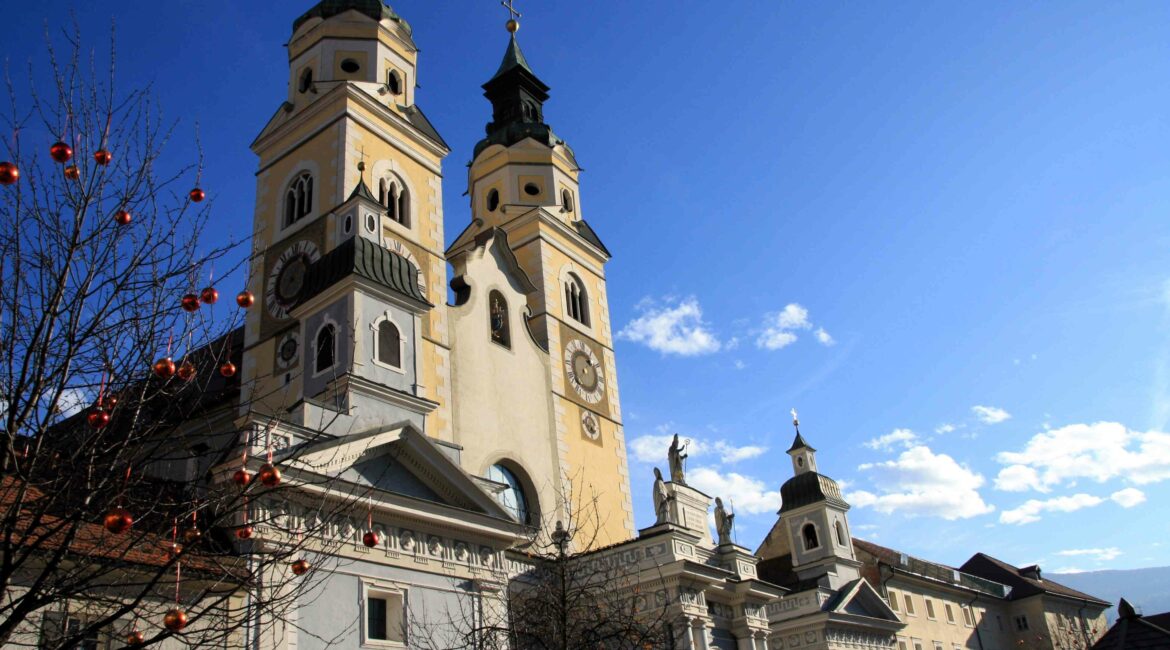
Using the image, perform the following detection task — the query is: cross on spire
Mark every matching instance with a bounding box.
[501,0,522,32]
[791,408,800,434]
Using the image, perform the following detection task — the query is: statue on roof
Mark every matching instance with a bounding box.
[652,468,673,525]
[668,434,688,484]
[714,497,735,546]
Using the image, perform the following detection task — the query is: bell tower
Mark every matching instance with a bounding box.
[445,18,634,545]
[241,0,454,441]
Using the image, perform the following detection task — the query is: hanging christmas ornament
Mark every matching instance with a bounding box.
[180,293,200,312]
[126,629,145,645]
[189,188,205,202]
[219,361,237,378]
[103,507,133,534]
[101,393,119,410]
[232,467,252,487]
[167,541,183,559]
[236,290,254,309]
[257,463,281,487]
[163,608,188,632]
[86,407,111,430]
[153,357,176,379]
[183,527,202,544]
[291,559,311,576]
[49,141,72,163]
[0,161,18,185]
[362,530,380,548]
[93,149,112,166]
[63,165,80,180]
[200,287,219,304]
[235,525,253,540]
[114,209,132,225]
[176,360,196,382]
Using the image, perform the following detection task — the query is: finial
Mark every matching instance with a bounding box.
[791,408,800,434]
[501,0,521,33]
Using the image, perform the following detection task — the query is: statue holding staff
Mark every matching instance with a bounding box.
[714,497,735,546]
[668,433,688,484]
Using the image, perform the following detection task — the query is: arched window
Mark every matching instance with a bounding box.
[802,523,819,550]
[376,320,402,368]
[285,172,313,226]
[564,273,589,326]
[487,464,529,524]
[561,189,574,213]
[835,521,846,547]
[380,176,410,227]
[298,68,314,94]
[486,188,500,212]
[315,324,336,374]
[386,69,402,95]
[489,290,510,348]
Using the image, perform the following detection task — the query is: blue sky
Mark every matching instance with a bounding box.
[4,1,1168,573]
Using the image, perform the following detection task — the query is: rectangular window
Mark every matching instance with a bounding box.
[945,603,956,624]
[904,594,916,616]
[1015,615,1029,631]
[997,615,1004,631]
[925,598,937,620]
[897,639,908,650]
[912,640,924,650]
[364,585,406,645]
[933,643,944,650]
[888,589,900,611]
[962,605,975,627]
[39,613,99,650]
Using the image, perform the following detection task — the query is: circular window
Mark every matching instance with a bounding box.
[365,213,377,233]
[340,59,361,74]
[523,183,540,197]
[343,214,353,234]
[487,464,530,524]
[487,189,500,212]
[387,70,402,95]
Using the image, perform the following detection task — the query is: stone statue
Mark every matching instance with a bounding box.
[652,468,673,524]
[714,497,735,546]
[668,434,688,484]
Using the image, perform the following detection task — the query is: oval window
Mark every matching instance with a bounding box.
[523,183,540,197]
[387,70,402,95]
[562,189,574,212]
[487,189,500,212]
[365,213,377,233]
[343,214,353,234]
[340,58,361,74]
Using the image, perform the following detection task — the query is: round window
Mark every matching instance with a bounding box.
[343,214,353,234]
[487,464,529,524]
[487,189,500,212]
[340,58,361,74]
[365,213,377,233]
[523,183,540,197]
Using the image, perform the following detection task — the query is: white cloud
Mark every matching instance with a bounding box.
[733,360,747,370]
[618,297,721,356]
[999,493,1104,525]
[687,467,781,516]
[1111,487,1146,508]
[757,330,798,350]
[847,445,994,520]
[863,429,919,452]
[756,303,828,351]
[935,423,956,434]
[995,422,1170,491]
[972,405,1012,424]
[627,434,766,466]
[776,304,811,330]
[814,327,835,346]
[1056,548,1122,562]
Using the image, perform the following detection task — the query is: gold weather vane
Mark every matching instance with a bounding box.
[501,0,522,32]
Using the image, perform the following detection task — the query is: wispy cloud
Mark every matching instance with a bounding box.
[756,303,834,350]
[994,422,1170,492]
[863,428,919,452]
[972,405,1012,424]
[627,433,766,466]
[998,488,1144,525]
[618,296,721,356]
[1056,548,1122,562]
[687,467,781,516]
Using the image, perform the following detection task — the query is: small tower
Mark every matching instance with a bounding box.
[787,409,818,475]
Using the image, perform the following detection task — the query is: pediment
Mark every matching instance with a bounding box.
[828,579,902,623]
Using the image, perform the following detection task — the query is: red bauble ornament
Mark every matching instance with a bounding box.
[236,290,254,308]
[0,161,18,186]
[103,507,133,534]
[163,608,188,632]
[181,293,200,312]
[127,629,146,644]
[176,361,196,381]
[166,542,183,559]
[219,361,237,378]
[362,531,380,548]
[114,209,132,225]
[153,357,176,379]
[49,141,72,163]
[235,525,253,540]
[232,468,252,487]
[183,528,202,544]
[200,287,218,304]
[86,408,111,430]
[257,463,281,487]
[64,165,80,180]
[93,149,112,166]
[291,559,311,576]
[189,188,205,202]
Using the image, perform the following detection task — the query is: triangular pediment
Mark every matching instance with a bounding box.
[827,579,902,623]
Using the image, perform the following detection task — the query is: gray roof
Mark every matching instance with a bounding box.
[297,236,429,308]
[293,0,411,36]
[787,431,816,453]
[779,471,848,514]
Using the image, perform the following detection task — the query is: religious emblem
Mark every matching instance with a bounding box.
[490,293,507,344]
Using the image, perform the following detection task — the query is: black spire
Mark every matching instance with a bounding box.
[474,34,563,159]
[292,0,410,34]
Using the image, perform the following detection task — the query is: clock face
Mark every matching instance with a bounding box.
[581,411,600,440]
[563,338,605,404]
[266,240,321,320]
[276,332,300,369]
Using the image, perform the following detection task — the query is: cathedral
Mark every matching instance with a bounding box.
[16,2,1111,648]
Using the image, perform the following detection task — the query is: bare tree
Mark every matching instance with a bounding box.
[0,24,371,649]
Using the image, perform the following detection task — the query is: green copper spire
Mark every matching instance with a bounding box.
[292,0,411,35]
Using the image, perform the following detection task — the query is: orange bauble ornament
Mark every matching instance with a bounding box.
[114,209,132,225]
[153,357,176,379]
[189,188,205,202]
[0,161,18,185]
[126,629,146,644]
[291,559,311,576]
[257,463,281,487]
[180,293,200,312]
[236,290,254,308]
[362,531,380,548]
[166,542,183,559]
[163,608,188,632]
[49,141,72,163]
[93,149,112,166]
[176,361,196,381]
[235,525,253,540]
[86,408,111,430]
[200,287,218,304]
[183,528,202,544]
[103,507,133,534]
[64,165,80,180]
[219,361,237,378]
[232,468,252,487]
